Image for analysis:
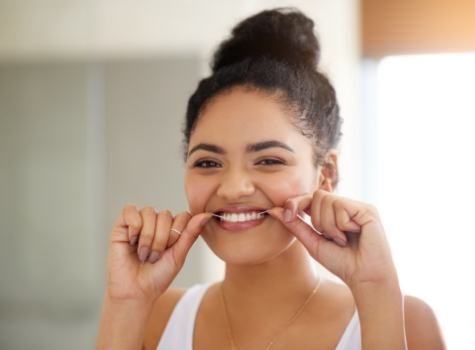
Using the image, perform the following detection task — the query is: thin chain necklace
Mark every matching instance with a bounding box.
[219,276,322,350]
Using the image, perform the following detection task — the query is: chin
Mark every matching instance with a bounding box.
[201,227,296,266]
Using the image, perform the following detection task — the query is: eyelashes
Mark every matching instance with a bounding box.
[257,159,284,166]
[193,160,222,168]
[192,158,285,168]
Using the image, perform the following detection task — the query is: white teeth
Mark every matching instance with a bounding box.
[219,211,266,223]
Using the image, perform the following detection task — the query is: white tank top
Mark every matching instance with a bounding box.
[157,283,361,350]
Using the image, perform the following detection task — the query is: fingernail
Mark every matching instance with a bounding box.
[284,209,293,222]
[148,250,161,263]
[334,237,347,247]
[130,235,138,246]
[138,246,150,263]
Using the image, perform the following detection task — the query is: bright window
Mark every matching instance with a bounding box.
[371,53,475,349]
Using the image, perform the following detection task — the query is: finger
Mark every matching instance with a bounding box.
[268,207,341,262]
[310,189,330,233]
[170,212,213,270]
[333,199,361,233]
[137,207,157,263]
[283,193,313,222]
[120,204,142,245]
[346,201,380,227]
[167,211,192,247]
[319,196,347,246]
[148,210,173,263]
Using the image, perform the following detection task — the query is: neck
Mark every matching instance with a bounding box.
[221,240,320,318]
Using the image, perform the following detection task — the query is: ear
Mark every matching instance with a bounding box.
[318,150,339,192]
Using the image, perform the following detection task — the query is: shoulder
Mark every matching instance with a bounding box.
[143,287,188,350]
[404,295,446,350]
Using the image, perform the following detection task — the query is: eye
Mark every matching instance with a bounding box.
[256,158,285,166]
[193,159,222,168]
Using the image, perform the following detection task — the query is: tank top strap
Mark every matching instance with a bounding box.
[156,282,212,350]
[335,310,361,350]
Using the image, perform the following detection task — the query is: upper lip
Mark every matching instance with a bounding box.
[213,205,268,214]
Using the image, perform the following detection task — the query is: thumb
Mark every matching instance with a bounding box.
[268,207,340,263]
[170,212,213,269]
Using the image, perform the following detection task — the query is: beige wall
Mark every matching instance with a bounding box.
[0,58,204,350]
[362,0,475,57]
[0,0,264,59]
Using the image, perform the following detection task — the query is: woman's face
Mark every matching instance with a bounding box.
[184,87,320,265]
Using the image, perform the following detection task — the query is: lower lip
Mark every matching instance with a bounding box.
[214,215,267,232]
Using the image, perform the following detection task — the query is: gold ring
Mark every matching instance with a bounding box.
[170,228,182,235]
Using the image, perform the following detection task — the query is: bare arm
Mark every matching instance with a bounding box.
[353,285,447,350]
[404,295,446,350]
[96,293,154,350]
[352,281,407,350]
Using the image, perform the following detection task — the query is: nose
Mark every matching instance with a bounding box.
[216,167,255,201]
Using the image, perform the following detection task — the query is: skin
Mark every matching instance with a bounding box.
[185,87,321,265]
[96,86,446,350]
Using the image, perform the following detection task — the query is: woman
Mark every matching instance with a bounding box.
[97,8,445,350]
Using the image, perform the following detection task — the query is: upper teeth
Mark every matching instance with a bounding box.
[219,211,265,222]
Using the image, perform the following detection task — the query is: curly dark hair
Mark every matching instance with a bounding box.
[182,7,342,172]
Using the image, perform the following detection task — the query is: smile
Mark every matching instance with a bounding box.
[213,210,269,223]
[211,209,270,232]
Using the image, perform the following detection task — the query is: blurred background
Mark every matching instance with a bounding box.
[1,0,474,349]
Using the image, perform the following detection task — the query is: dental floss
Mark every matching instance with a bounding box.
[296,211,324,236]
[212,209,269,219]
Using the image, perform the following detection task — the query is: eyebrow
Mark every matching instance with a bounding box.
[187,140,294,157]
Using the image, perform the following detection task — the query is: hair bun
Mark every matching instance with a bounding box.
[211,7,320,72]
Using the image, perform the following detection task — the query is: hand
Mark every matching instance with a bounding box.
[105,205,212,302]
[268,190,399,290]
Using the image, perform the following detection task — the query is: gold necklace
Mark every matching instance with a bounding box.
[219,277,322,350]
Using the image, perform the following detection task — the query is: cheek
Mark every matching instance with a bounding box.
[258,168,316,206]
[184,174,215,214]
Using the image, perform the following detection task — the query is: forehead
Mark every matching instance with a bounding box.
[190,88,302,144]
